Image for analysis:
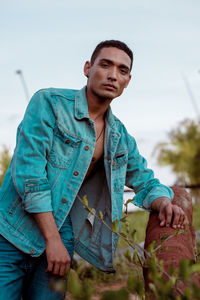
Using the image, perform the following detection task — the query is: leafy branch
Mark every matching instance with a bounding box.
[64,180,192,297]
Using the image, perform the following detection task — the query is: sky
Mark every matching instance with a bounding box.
[0,0,200,186]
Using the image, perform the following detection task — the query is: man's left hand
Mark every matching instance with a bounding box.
[151,197,187,229]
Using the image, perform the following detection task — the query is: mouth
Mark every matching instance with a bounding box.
[103,84,117,91]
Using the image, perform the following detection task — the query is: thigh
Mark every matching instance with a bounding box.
[24,215,74,300]
[0,235,25,300]
[23,254,66,300]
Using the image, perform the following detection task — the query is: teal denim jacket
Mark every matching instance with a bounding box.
[0,86,174,272]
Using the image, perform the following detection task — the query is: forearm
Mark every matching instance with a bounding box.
[33,211,61,242]
[125,132,174,210]
[33,212,71,276]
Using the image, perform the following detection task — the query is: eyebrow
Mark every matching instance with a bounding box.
[99,59,130,71]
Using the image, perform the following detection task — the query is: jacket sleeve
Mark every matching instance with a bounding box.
[125,131,174,210]
[11,89,56,213]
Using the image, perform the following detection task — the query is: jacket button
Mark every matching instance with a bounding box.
[62,198,67,203]
[8,211,13,216]
[65,139,70,144]
[84,145,89,151]
[73,171,79,176]
[30,248,35,254]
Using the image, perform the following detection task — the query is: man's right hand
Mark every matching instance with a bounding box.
[45,238,71,277]
[33,212,71,277]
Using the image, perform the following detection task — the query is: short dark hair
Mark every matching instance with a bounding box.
[90,40,133,71]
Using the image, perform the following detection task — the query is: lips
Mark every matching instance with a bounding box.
[103,84,117,90]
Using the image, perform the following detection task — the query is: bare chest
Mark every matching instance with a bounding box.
[85,120,105,178]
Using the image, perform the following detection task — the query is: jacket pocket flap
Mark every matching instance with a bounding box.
[55,124,81,147]
[25,178,50,193]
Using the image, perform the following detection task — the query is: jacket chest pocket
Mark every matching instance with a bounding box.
[48,125,82,169]
[112,151,128,170]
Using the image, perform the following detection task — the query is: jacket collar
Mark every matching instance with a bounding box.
[74,86,90,120]
[74,86,120,134]
[105,106,117,130]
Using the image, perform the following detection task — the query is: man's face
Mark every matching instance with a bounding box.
[84,47,131,101]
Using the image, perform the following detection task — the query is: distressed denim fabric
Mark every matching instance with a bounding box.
[0,86,174,272]
[0,215,74,300]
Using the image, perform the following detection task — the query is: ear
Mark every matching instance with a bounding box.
[125,74,132,88]
[84,61,91,78]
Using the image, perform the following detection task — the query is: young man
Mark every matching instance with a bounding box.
[0,40,186,299]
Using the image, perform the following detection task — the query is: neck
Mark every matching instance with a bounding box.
[85,86,111,121]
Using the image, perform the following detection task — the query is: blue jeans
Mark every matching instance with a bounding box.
[0,215,74,300]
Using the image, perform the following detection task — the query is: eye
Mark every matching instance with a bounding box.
[120,68,128,75]
[101,62,109,67]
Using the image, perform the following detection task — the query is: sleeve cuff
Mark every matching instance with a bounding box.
[143,186,174,209]
[23,189,53,213]
[23,178,52,213]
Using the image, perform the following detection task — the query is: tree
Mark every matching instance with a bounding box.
[155,119,200,203]
[0,146,11,187]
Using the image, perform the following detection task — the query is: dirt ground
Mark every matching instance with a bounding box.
[90,281,140,300]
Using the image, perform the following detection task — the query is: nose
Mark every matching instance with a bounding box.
[107,67,117,81]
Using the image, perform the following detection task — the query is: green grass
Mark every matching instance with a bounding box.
[69,203,200,299]
[193,203,200,231]
[117,210,150,248]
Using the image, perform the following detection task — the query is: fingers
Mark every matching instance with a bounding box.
[52,262,60,275]
[46,261,54,273]
[171,205,181,229]
[46,257,71,276]
[158,211,166,227]
[59,264,67,277]
[165,204,173,227]
[57,258,71,277]
[158,202,186,229]
[158,203,172,227]
[45,240,72,276]
[172,206,186,229]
